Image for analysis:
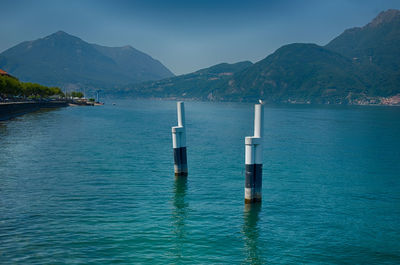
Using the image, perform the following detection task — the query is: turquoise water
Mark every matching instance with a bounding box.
[1,100,399,264]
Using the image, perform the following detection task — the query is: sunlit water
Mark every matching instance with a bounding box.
[1,100,399,264]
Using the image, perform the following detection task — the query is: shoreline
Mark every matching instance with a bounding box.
[0,101,68,121]
[107,95,400,107]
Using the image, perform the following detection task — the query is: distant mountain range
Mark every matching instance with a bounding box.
[119,61,253,100]
[124,9,400,104]
[1,10,399,104]
[0,31,174,89]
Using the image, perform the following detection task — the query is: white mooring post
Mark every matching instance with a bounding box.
[172,102,188,177]
[245,103,264,203]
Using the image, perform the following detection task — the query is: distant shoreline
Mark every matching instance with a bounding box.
[111,95,400,107]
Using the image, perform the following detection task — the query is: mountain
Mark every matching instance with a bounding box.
[235,9,400,103]
[119,61,253,100]
[127,9,400,104]
[0,31,174,89]
[326,9,400,69]
[225,43,366,103]
[326,9,400,96]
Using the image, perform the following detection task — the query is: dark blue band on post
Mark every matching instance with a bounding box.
[245,164,262,188]
[173,147,187,165]
[174,147,188,176]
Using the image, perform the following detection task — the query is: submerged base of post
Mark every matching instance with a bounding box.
[244,164,262,204]
[175,171,188,177]
[244,197,262,204]
[174,147,188,177]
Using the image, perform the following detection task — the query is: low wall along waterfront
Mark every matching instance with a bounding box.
[0,101,68,121]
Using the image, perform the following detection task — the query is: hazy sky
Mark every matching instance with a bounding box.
[1,0,400,75]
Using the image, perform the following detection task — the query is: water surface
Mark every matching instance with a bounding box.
[1,100,399,264]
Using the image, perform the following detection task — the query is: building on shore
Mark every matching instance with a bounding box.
[0,69,17,79]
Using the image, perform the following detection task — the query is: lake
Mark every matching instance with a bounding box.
[1,99,399,264]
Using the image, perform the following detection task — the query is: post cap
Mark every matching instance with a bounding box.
[245,136,262,145]
[172,126,185,133]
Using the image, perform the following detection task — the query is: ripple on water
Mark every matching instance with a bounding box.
[1,100,400,264]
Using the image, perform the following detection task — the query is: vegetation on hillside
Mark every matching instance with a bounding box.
[119,61,253,100]
[226,44,368,103]
[325,9,400,97]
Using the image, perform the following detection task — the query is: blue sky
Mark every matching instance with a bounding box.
[1,0,400,75]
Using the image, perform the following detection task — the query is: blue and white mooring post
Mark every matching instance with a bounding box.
[172,102,188,177]
[244,103,264,203]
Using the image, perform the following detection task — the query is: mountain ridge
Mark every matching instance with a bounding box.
[0,31,174,89]
[125,9,400,104]
[119,61,253,100]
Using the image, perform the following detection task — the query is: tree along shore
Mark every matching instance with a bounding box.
[0,75,64,102]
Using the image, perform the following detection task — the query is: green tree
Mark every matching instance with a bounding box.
[0,75,65,100]
[71,91,84,98]
[0,76,21,97]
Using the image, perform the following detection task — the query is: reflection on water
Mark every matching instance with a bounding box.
[172,176,188,261]
[0,108,59,138]
[243,203,263,264]
[0,122,8,138]
[2,101,399,263]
